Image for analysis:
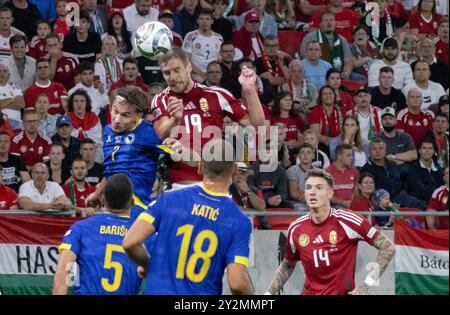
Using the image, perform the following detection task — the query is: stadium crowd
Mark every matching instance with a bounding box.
[0,0,448,230]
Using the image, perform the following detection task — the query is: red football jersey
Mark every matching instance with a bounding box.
[52,53,79,90]
[428,185,449,230]
[10,131,52,167]
[28,36,48,60]
[285,208,380,295]
[0,184,17,210]
[24,81,68,116]
[436,40,449,65]
[310,7,360,43]
[397,109,434,146]
[409,13,441,36]
[270,115,304,141]
[307,104,347,138]
[151,82,248,183]
[63,181,96,210]
[326,164,359,202]
[295,0,329,23]
[53,19,70,37]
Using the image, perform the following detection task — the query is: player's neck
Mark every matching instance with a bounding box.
[199,29,212,36]
[416,80,429,89]
[310,205,331,224]
[202,179,230,195]
[25,131,38,141]
[74,179,85,189]
[334,161,347,170]
[183,79,195,94]
[85,159,94,169]
[0,152,7,161]
[408,107,421,115]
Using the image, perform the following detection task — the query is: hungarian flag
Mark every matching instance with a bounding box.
[395,218,449,295]
[0,214,79,295]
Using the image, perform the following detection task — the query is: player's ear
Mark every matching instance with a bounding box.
[328,186,334,200]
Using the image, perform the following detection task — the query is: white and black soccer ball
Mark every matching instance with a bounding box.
[134,21,173,60]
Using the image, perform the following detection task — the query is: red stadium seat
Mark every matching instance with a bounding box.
[253,208,301,230]
[278,31,305,57]
[341,80,363,94]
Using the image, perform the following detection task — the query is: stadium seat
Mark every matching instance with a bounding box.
[341,80,363,94]
[253,208,301,230]
[278,30,305,57]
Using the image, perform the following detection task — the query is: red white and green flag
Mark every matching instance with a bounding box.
[395,219,449,295]
[0,214,78,295]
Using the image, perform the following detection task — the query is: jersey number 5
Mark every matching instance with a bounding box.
[176,224,218,283]
[101,244,125,292]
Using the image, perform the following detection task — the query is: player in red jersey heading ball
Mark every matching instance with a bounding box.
[265,169,396,295]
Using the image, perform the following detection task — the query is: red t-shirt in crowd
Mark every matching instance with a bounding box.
[428,185,449,230]
[295,0,329,23]
[350,195,375,225]
[10,131,52,167]
[270,115,305,141]
[51,53,79,91]
[397,109,434,146]
[0,184,17,210]
[409,13,441,36]
[152,82,247,183]
[28,36,48,60]
[24,81,68,116]
[285,207,380,295]
[310,7,360,43]
[338,91,355,111]
[53,19,70,38]
[63,181,96,209]
[436,39,449,65]
[307,104,347,138]
[326,163,359,202]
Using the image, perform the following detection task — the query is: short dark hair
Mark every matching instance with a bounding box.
[37,20,51,28]
[319,10,335,22]
[305,169,334,188]
[201,139,235,180]
[68,89,92,113]
[36,58,50,66]
[0,7,13,16]
[379,66,394,75]
[78,61,95,73]
[79,10,91,24]
[264,34,278,42]
[413,60,429,71]
[158,48,189,66]
[197,7,214,18]
[0,131,10,137]
[418,139,435,149]
[326,68,341,81]
[80,138,95,148]
[104,173,133,212]
[434,112,449,123]
[298,143,315,152]
[207,61,221,71]
[220,42,234,50]
[353,24,369,35]
[23,109,38,120]
[238,57,254,68]
[335,143,353,157]
[71,157,86,169]
[50,142,65,153]
[114,86,148,113]
[46,32,61,42]
[123,57,139,68]
[9,34,27,47]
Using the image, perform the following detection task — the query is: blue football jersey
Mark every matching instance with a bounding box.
[59,213,142,295]
[138,185,252,295]
[103,119,163,217]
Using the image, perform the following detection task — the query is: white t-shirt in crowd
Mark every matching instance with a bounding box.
[402,80,446,111]
[0,82,23,121]
[368,59,414,90]
[18,181,65,205]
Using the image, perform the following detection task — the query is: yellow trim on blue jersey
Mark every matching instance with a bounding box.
[138,212,155,224]
[129,119,143,132]
[199,185,231,198]
[133,194,148,210]
[58,243,72,254]
[156,144,174,154]
[234,256,249,267]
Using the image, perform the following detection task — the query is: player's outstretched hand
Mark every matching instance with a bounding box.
[137,265,147,278]
[239,66,257,91]
[85,192,101,209]
[168,96,183,123]
[163,138,183,155]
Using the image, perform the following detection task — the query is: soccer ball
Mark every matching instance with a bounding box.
[134,21,173,60]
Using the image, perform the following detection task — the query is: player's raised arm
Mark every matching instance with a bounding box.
[265,259,297,295]
[351,233,396,295]
[227,263,254,295]
[53,249,76,295]
[85,178,106,208]
[238,66,265,128]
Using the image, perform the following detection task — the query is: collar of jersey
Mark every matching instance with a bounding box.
[129,119,143,132]
[101,211,130,218]
[199,185,231,198]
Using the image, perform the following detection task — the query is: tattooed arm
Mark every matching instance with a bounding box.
[265,259,297,295]
[351,233,396,295]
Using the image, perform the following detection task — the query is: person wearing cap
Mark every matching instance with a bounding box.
[123,0,159,34]
[368,37,414,90]
[230,161,266,211]
[173,0,200,39]
[237,0,278,38]
[347,86,382,142]
[51,115,81,166]
[370,66,407,112]
[421,112,449,169]
[373,188,396,228]
[378,106,417,180]
[232,11,265,60]
[158,9,183,48]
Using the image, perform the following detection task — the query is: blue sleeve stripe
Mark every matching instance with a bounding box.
[234,256,249,267]
[138,212,155,225]
[58,243,72,254]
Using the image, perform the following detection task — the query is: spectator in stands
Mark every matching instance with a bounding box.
[0,131,30,192]
[211,0,233,42]
[232,11,264,61]
[63,11,102,64]
[308,85,346,155]
[0,163,18,210]
[437,94,449,117]
[287,143,316,208]
[203,61,224,87]
[108,57,148,101]
[95,35,123,92]
[28,20,51,61]
[24,58,68,115]
[266,0,296,29]
[18,162,72,212]
[350,172,376,216]
[79,138,104,187]
[360,137,428,210]
[174,0,200,39]
[301,11,354,78]
[0,7,24,64]
[254,35,289,92]
[62,158,96,216]
[28,0,56,21]
[107,9,133,60]
[370,66,407,112]
[238,0,278,37]
[11,109,52,169]
[51,115,80,166]
[69,62,109,116]
[3,0,41,41]
[402,61,446,111]
[350,25,379,82]
[421,113,449,169]
[182,8,224,82]
[124,0,159,34]
[309,0,360,43]
[83,0,108,35]
[411,38,448,90]
[368,37,414,90]
[426,166,448,230]
[435,17,448,65]
[326,68,355,111]
[0,112,13,138]
[378,106,417,179]
[137,54,164,88]
[397,88,434,146]
[330,115,368,167]
[0,63,24,129]
[409,0,442,39]
[301,41,332,90]
[219,42,241,94]
[46,143,71,186]
[3,34,36,92]
[364,0,398,49]
[230,161,266,210]
[408,139,444,203]
[147,82,164,105]
[299,128,330,169]
[51,0,70,38]
[386,0,409,20]
[46,33,79,91]
[35,94,57,138]
[326,143,359,207]
[159,9,183,48]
